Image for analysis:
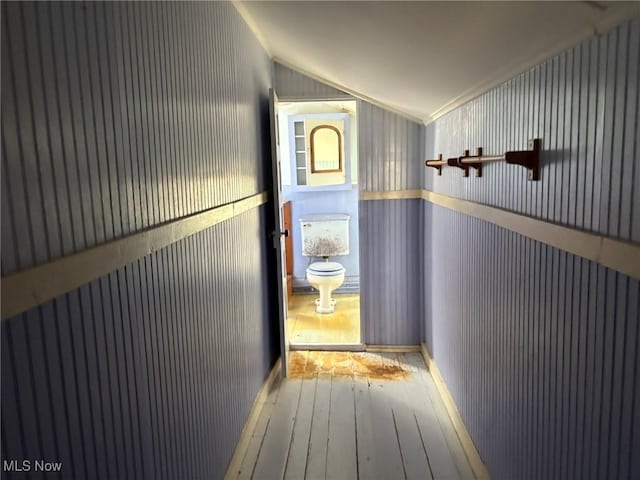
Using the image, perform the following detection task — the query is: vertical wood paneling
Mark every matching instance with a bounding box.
[274,62,351,100]
[424,19,640,480]
[424,202,640,480]
[1,208,277,480]
[356,101,424,344]
[360,199,422,345]
[1,1,272,275]
[357,101,424,192]
[1,2,278,479]
[426,17,640,243]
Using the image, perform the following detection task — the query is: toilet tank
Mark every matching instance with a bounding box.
[299,214,350,257]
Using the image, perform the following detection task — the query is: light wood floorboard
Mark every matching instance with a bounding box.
[234,352,477,480]
[284,353,316,479]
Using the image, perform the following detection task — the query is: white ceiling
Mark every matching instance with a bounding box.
[236,1,639,123]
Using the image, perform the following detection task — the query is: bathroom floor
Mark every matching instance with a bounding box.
[287,293,360,345]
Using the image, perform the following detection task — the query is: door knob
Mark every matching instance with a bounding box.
[270,229,289,238]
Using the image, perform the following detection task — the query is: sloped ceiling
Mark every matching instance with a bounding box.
[236,1,639,123]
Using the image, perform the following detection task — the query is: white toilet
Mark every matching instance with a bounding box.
[299,214,350,314]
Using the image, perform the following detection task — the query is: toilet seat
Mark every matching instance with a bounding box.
[306,262,345,276]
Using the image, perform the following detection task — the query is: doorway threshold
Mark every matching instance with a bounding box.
[289,343,365,352]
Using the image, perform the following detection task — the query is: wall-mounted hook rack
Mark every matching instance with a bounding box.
[459,147,483,177]
[425,139,541,181]
[459,138,541,181]
[425,154,446,176]
[448,151,469,177]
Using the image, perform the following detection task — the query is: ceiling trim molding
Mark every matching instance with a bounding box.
[232,0,272,56]
[427,4,640,124]
[427,30,593,123]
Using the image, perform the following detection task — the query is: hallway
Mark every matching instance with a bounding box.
[2,3,639,479]
[233,352,475,479]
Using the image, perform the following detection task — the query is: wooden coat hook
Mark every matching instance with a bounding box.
[426,139,541,181]
[460,139,541,181]
[425,154,446,176]
[448,150,469,177]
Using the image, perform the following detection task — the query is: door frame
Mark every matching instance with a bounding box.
[268,88,290,377]
[271,98,364,352]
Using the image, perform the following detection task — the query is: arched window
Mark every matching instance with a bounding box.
[310,125,342,173]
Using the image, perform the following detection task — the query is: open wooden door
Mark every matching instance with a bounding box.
[269,88,289,376]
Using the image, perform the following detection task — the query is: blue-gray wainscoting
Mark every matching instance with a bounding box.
[424,201,640,480]
[423,16,640,479]
[360,199,423,345]
[1,208,278,479]
[1,2,278,478]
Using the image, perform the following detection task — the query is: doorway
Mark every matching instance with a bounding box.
[275,99,362,350]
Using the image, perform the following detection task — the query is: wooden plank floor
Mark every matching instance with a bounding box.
[232,352,476,480]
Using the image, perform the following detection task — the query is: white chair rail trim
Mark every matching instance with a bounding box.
[361,189,640,281]
[2,192,269,320]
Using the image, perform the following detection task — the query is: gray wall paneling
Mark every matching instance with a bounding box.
[357,100,424,192]
[1,1,273,274]
[424,17,640,479]
[273,62,352,101]
[425,17,640,243]
[424,202,640,480]
[1,2,278,478]
[357,102,424,344]
[359,199,422,345]
[1,209,277,479]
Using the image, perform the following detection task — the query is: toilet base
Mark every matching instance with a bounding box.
[315,296,337,314]
[306,266,345,315]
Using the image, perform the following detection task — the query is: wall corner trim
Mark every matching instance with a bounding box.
[421,190,640,281]
[421,344,491,480]
[1,192,269,320]
[225,357,282,480]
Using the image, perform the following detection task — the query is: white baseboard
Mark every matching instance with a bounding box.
[421,343,490,480]
[224,358,281,480]
[366,344,421,353]
[289,343,366,351]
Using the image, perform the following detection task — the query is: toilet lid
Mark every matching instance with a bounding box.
[307,262,345,275]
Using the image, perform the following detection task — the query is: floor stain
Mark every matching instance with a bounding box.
[288,352,310,378]
[288,351,411,381]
